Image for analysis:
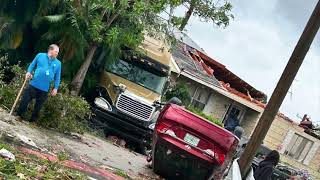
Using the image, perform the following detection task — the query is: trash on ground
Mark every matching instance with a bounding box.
[16,133,38,149]
[0,148,15,161]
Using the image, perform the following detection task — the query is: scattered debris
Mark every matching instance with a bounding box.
[0,112,158,179]
[107,136,127,147]
[87,177,98,180]
[70,132,82,141]
[0,132,15,143]
[0,148,15,161]
[17,173,26,179]
[107,136,119,144]
[119,139,126,147]
[50,145,65,154]
[16,133,38,149]
[100,165,115,171]
[79,154,90,164]
[37,165,48,173]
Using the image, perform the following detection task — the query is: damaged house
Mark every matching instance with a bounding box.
[169,33,266,137]
[169,33,320,178]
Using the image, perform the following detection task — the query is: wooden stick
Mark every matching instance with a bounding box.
[10,78,28,115]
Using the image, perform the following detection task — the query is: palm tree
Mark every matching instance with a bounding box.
[0,0,61,49]
[43,0,176,96]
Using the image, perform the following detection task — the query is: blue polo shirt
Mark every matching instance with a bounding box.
[27,53,61,92]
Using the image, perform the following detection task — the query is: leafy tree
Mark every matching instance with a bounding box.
[164,83,191,106]
[41,0,179,95]
[170,0,234,31]
[0,0,235,97]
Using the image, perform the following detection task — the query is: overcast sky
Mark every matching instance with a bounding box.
[180,0,320,123]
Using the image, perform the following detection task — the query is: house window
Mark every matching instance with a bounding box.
[223,103,246,124]
[191,88,210,111]
[191,99,206,110]
[284,133,314,162]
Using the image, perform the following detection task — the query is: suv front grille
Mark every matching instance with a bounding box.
[116,94,154,121]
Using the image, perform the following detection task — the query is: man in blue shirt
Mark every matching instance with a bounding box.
[17,44,62,122]
[224,113,240,132]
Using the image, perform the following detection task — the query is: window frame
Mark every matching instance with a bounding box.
[284,133,314,163]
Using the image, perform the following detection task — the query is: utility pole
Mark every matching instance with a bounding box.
[238,1,320,177]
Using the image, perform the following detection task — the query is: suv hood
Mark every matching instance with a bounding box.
[100,72,161,103]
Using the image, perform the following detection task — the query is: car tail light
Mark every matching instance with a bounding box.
[215,152,225,165]
[156,122,169,132]
[203,149,226,165]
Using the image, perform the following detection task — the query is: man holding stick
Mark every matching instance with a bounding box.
[17,44,61,122]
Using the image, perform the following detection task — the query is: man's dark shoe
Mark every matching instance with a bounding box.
[16,116,23,122]
[29,118,37,123]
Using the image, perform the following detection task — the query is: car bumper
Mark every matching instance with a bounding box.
[152,137,216,180]
[92,107,153,146]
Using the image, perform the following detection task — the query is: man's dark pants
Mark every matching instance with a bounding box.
[17,85,48,121]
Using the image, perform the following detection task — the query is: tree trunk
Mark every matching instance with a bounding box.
[95,49,107,68]
[179,0,196,31]
[70,45,97,96]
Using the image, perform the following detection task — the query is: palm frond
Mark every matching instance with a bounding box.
[43,14,66,23]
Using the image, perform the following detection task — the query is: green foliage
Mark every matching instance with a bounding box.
[0,59,91,134]
[1,0,235,96]
[172,0,234,30]
[0,0,60,49]
[0,158,16,176]
[57,152,69,161]
[164,83,191,106]
[115,169,130,179]
[38,89,91,134]
[187,106,223,127]
[0,55,25,110]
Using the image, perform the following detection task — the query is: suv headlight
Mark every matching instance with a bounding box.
[94,97,112,111]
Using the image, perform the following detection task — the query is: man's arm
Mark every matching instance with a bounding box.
[51,62,61,96]
[27,53,40,73]
[26,53,40,79]
[54,63,61,90]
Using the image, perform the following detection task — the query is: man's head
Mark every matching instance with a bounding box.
[47,44,59,59]
[265,150,280,166]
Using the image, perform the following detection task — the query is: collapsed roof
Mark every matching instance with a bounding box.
[173,31,267,102]
[171,41,223,89]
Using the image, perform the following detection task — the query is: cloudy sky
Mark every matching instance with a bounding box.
[179,0,320,123]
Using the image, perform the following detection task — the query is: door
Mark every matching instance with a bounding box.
[223,103,246,124]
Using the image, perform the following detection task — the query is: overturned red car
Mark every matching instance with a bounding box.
[152,104,239,180]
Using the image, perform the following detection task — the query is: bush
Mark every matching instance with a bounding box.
[0,56,25,110]
[164,82,191,106]
[186,106,224,127]
[37,83,91,134]
[0,57,91,134]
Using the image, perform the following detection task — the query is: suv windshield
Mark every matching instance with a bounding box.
[106,59,167,94]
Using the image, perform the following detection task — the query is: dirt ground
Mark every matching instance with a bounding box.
[0,108,159,180]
